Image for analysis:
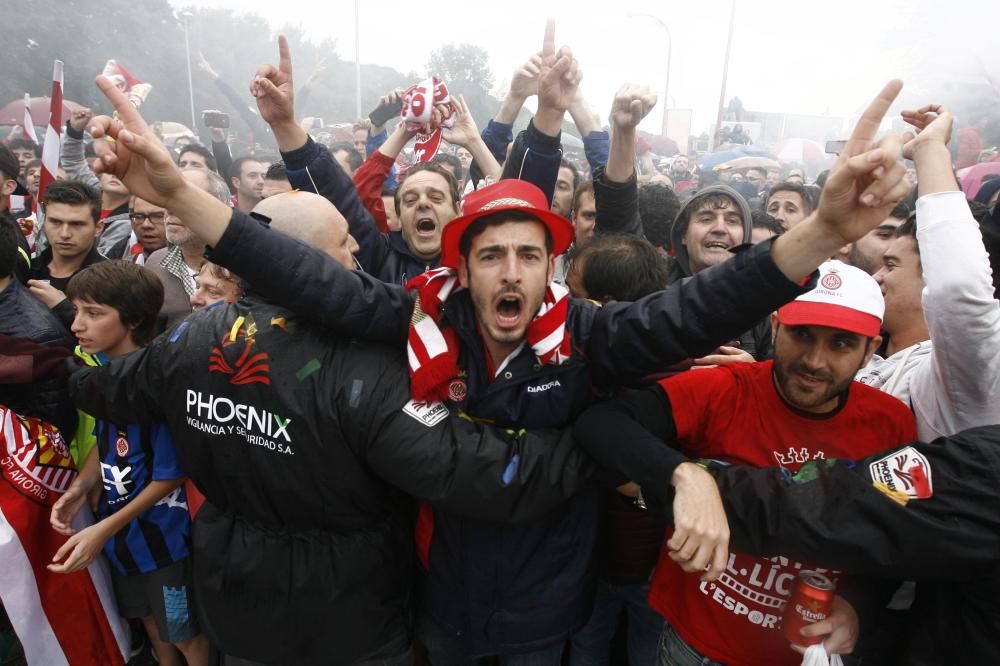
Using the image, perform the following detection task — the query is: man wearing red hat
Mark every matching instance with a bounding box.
[574,261,917,666]
[81,43,912,662]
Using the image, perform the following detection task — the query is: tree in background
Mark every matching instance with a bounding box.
[427,44,496,129]
[2,0,412,143]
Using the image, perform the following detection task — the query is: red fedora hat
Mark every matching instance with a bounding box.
[439,179,575,268]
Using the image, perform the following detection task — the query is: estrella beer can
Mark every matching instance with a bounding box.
[783,571,835,646]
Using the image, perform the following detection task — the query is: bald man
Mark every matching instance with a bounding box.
[69,189,582,665]
[252,190,359,271]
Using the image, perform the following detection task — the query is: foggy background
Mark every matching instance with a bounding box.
[5,0,999,149]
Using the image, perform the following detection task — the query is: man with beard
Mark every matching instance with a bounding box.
[82,41,913,661]
[574,260,917,665]
[228,156,267,213]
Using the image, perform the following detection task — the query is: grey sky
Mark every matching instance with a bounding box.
[173,0,998,135]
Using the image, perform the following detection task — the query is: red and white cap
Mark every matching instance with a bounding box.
[777,260,884,337]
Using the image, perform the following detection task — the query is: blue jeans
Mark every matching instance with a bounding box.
[417,613,564,665]
[570,580,664,665]
[657,623,725,666]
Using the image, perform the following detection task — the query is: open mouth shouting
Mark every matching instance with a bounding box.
[415,216,438,238]
[494,292,525,331]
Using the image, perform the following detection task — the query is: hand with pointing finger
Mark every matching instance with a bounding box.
[537,20,582,114]
[249,35,295,127]
[815,80,912,246]
[88,77,188,207]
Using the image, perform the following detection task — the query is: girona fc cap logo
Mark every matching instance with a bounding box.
[209,315,271,386]
[820,271,842,290]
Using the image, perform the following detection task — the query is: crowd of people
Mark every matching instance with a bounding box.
[2,19,1000,666]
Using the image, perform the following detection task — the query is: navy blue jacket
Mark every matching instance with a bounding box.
[205,207,813,655]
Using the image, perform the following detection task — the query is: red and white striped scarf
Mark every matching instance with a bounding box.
[405,267,571,402]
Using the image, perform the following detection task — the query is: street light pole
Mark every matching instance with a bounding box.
[631,14,672,136]
[652,19,672,137]
[712,0,736,151]
[180,10,197,131]
[354,0,362,119]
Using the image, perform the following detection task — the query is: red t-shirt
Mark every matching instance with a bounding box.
[649,360,916,666]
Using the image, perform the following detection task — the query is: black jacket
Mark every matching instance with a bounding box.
[706,427,1000,666]
[0,280,76,435]
[28,245,107,328]
[203,208,812,654]
[68,296,589,665]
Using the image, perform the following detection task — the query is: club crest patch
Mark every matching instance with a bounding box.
[447,378,467,402]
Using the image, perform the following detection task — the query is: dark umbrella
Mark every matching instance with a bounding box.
[0,96,85,127]
[699,145,776,171]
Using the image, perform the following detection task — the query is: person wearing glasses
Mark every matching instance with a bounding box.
[104,197,169,263]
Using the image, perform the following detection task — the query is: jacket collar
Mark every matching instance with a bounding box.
[34,243,106,275]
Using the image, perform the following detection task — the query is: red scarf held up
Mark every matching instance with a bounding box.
[405,267,571,402]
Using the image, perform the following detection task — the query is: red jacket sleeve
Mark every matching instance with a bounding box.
[353,151,395,234]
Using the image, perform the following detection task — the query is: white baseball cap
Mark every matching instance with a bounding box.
[777,260,884,337]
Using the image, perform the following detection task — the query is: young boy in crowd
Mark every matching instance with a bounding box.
[48,260,209,666]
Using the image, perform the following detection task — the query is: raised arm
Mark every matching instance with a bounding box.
[771,80,911,282]
[587,81,912,383]
[501,20,581,203]
[584,236,808,384]
[568,89,608,172]
[442,95,502,182]
[249,37,391,274]
[62,108,100,190]
[197,52,272,143]
[86,59,413,344]
[590,84,658,238]
[900,104,1000,437]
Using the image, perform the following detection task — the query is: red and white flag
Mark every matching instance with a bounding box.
[37,60,63,223]
[0,405,130,666]
[23,93,39,143]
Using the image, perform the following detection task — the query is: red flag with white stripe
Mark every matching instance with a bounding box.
[23,93,39,143]
[37,60,63,221]
[0,405,130,666]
